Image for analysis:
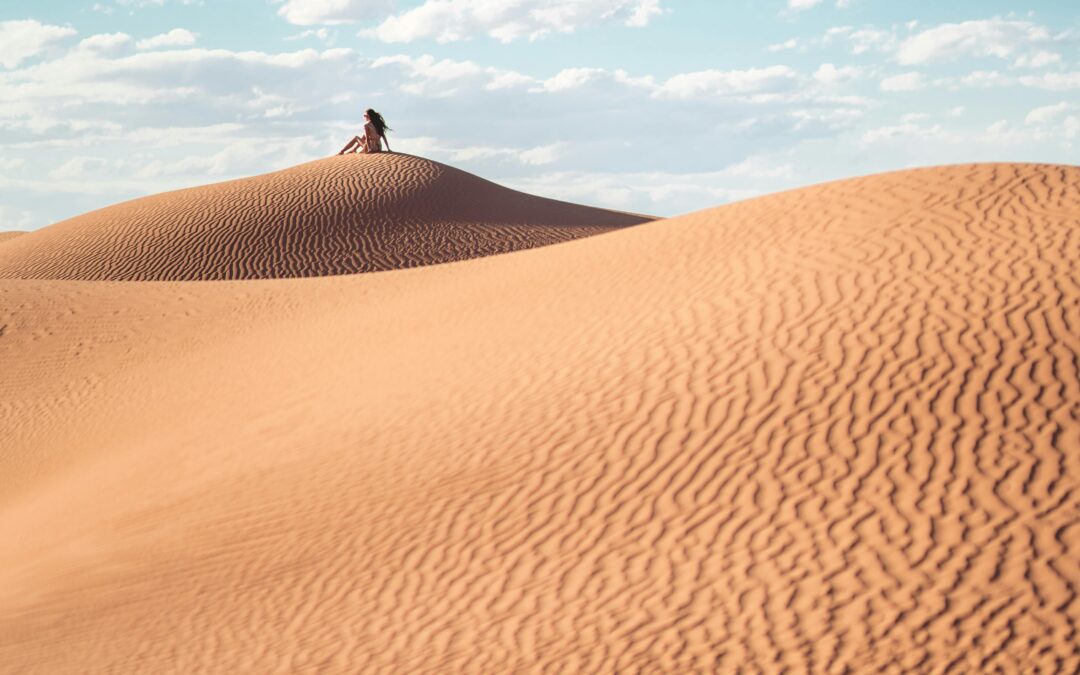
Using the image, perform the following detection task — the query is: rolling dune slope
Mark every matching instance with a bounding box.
[0,163,1078,673]
[0,232,25,244]
[0,154,649,281]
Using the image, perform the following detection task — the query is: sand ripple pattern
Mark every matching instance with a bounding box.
[0,154,649,280]
[0,163,1077,673]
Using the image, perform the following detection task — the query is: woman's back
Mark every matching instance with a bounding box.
[363,121,382,153]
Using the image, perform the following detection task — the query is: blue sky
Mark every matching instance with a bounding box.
[1,1,1077,230]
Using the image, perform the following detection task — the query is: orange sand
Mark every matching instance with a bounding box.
[0,158,1077,672]
[0,155,648,281]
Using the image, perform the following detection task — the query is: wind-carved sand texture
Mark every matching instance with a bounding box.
[0,154,650,280]
[0,162,1078,673]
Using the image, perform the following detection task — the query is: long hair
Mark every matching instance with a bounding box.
[366,109,390,137]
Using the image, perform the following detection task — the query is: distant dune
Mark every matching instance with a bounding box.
[0,231,25,244]
[0,162,1077,673]
[0,154,650,281]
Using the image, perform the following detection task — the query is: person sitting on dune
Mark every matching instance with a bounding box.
[338,108,392,155]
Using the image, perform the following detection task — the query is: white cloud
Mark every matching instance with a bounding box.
[278,0,394,25]
[814,63,859,85]
[958,70,1009,88]
[540,68,605,92]
[372,54,533,95]
[880,72,925,91]
[285,28,335,43]
[136,28,198,50]
[505,160,794,213]
[768,38,799,52]
[78,33,133,52]
[847,28,897,55]
[655,66,798,98]
[1018,72,1080,91]
[391,137,563,167]
[1065,116,1079,140]
[0,20,77,69]
[896,19,1051,65]
[0,205,36,231]
[50,156,111,180]
[626,0,663,27]
[1013,50,1061,69]
[787,0,823,10]
[862,122,949,145]
[366,0,666,43]
[1025,102,1070,126]
[519,143,562,165]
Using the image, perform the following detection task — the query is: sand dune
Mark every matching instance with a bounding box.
[0,162,1078,673]
[0,232,25,244]
[0,154,649,281]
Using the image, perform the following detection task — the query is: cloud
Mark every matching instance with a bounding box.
[0,205,36,231]
[285,28,335,43]
[861,122,949,145]
[505,158,795,213]
[371,54,534,95]
[655,66,798,98]
[78,33,133,52]
[813,63,859,85]
[1018,72,1080,91]
[768,38,799,52]
[366,0,667,43]
[1025,102,1070,126]
[787,0,823,10]
[1013,50,1061,69]
[0,20,77,69]
[277,0,394,25]
[393,137,564,166]
[136,29,198,50]
[880,72,925,91]
[896,19,1051,65]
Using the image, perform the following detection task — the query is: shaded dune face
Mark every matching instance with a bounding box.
[0,163,1078,673]
[0,154,651,281]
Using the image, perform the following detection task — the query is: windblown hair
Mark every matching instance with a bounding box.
[366,109,390,137]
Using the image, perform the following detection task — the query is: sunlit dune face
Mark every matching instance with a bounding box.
[0,154,651,281]
[0,163,1077,673]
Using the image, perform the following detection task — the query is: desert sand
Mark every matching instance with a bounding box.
[0,155,648,281]
[0,157,1077,673]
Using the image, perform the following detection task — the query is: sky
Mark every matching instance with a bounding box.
[0,1,1078,231]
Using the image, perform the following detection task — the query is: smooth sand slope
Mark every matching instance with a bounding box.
[0,154,649,280]
[0,232,25,244]
[0,162,1078,673]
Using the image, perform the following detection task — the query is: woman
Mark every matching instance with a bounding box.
[338,109,392,155]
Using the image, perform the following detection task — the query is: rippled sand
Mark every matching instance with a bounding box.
[0,159,1077,673]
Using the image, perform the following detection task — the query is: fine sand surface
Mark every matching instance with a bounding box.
[0,159,1078,673]
[0,231,25,244]
[0,154,649,281]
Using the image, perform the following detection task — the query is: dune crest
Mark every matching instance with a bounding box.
[0,154,650,281]
[0,163,1078,672]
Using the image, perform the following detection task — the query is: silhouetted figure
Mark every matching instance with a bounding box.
[338,109,392,155]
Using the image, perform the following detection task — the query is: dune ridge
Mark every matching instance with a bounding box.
[0,162,1077,672]
[0,154,650,281]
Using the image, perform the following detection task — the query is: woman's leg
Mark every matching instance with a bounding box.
[337,136,361,155]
